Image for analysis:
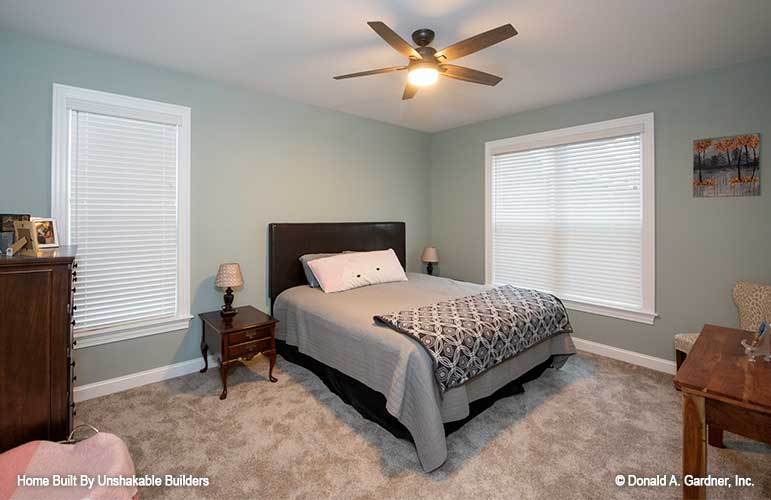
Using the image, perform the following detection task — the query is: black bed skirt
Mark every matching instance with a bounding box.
[276,339,554,442]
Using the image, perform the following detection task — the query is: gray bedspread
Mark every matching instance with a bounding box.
[273,273,576,472]
[375,285,573,393]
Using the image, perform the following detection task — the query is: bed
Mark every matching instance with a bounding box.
[269,222,575,471]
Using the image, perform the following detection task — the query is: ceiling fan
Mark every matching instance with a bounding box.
[334,21,517,100]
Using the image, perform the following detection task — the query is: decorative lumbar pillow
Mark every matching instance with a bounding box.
[299,253,337,288]
[307,249,407,293]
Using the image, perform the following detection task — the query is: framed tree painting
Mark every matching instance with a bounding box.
[693,133,760,197]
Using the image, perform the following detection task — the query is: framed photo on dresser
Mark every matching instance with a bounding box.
[1,213,30,233]
[1,214,30,252]
[31,217,59,248]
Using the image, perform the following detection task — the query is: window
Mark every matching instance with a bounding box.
[485,113,655,324]
[52,84,191,347]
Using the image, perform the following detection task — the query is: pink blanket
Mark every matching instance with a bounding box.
[0,433,137,500]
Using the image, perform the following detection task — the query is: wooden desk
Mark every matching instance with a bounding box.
[673,324,771,499]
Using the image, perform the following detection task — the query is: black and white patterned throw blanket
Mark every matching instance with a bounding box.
[374,285,573,393]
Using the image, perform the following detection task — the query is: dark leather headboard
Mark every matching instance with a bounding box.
[268,222,406,307]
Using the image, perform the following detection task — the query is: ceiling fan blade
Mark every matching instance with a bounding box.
[440,64,502,86]
[368,21,421,60]
[333,66,407,80]
[435,24,517,62]
[402,83,419,100]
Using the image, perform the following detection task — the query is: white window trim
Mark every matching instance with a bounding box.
[52,83,192,347]
[484,113,656,324]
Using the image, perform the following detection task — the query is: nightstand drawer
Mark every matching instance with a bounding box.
[229,337,272,359]
[229,326,272,345]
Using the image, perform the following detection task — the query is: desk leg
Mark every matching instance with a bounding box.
[682,393,706,500]
[707,426,724,448]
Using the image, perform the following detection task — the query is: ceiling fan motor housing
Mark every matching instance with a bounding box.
[411,29,435,47]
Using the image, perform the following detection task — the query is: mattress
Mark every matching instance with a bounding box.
[273,272,576,471]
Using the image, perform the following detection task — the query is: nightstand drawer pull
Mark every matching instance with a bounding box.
[229,326,271,346]
[229,338,272,359]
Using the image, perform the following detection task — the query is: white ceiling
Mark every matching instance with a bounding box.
[2,0,771,132]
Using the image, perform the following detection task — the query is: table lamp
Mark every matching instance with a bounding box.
[215,263,243,318]
[421,246,439,275]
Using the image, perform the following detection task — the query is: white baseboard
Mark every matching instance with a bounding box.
[572,337,676,375]
[74,355,218,402]
[74,338,675,403]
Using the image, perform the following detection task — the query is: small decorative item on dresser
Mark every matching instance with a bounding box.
[215,263,243,318]
[199,306,278,399]
[12,220,39,256]
[421,246,439,275]
[1,214,30,252]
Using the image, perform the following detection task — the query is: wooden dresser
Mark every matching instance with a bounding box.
[0,246,77,452]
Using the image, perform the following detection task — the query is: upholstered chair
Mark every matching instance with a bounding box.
[674,281,771,370]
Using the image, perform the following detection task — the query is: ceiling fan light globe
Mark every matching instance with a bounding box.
[407,67,438,87]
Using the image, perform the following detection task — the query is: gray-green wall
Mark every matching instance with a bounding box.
[0,31,431,385]
[430,58,771,361]
[2,28,770,384]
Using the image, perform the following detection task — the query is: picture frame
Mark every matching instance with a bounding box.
[31,217,60,248]
[1,213,30,233]
[693,133,761,197]
[13,220,40,256]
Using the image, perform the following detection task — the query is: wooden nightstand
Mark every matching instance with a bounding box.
[199,306,278,399]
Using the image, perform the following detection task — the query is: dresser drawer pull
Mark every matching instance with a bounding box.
[245,330,257,339]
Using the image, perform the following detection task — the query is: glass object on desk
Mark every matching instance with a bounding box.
[741,321,770,362]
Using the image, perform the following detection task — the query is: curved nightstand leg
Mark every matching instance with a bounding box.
[219,362,228,400]
[268,351,277,383]
[199,338,209,373]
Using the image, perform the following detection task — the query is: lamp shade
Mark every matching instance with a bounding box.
[421,247,439,263]
[215,263,244,288]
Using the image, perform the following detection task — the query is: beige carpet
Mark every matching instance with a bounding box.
[76,352,771,499]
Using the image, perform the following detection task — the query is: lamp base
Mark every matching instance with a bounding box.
[220,307,237,318]
[426,262,434,275]
[220,287,238,318]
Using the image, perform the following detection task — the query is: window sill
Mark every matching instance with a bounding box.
[74,315,193,349]
[562,299,657,325]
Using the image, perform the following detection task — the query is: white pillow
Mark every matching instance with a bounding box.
[307,249,407,293]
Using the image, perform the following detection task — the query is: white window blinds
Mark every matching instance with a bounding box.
[70,111,179,332]
[487,115,655,323]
